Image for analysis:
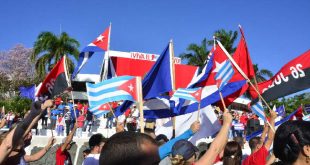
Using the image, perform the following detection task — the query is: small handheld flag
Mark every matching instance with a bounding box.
[251,101,266,121]
[172,88,202,103]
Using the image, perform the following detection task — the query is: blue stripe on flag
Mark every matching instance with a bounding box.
[251,102,266,121]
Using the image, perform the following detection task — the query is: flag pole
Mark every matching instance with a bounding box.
[170,40,177,138]
[197,102,201,121]
[216,40,274,132]
[100,23,112,81]
[136,77,144,133]
[217,41,273,112]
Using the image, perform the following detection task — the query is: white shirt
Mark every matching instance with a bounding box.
[83,154,100,165]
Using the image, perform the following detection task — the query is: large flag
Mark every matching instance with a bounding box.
[71,26,110,79]
[115,42,174,116]
[219,26,255,106]
[86,76,138,111]
[172,88,202,103]
[249,50,310,102]
[19,85,36,101]
[36,56,70,99]
[251,101,266,121]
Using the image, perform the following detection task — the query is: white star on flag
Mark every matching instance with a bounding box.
[96,35,104,42]
[128,84,134,91]
[212,61,227,73]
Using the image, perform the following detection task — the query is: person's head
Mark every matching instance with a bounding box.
[170,140,198,165]
[155,134,169,146]
[83,148,91,159]
[273,121,310,164]
[249,137,261,153]
[65,106,70,111]
[99,131,160,165]
[197,142,210,159]
[233,136,245,149]
[222,141,242,165]
[89,133,107,154]
[59,113,63,117]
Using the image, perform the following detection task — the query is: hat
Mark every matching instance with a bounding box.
[171,140,198,160]
[65,106,70,109]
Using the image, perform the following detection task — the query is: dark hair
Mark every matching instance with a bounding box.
[155,134,169,145]
[83,148,91,154]
[273,121,310,164]
[89,134,106,149]
[99,131,160,165]
[222,141,242,165]
[233,136,244,148]
[249,137,260,151]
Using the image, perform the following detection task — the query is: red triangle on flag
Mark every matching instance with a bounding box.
[190,88,202,103]
[99,103,111,111]
[92,26,110,51]
[118,78,138,101]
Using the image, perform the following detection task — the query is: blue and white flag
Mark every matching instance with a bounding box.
[303,114,310,121]
[115,42,174,117]
[215,60,234,90]
[172,88,202,102]
[86,76,136,110]
[251,101,266,121]
[275,105,286,117]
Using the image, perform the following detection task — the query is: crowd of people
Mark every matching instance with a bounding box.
[0,99,309,165]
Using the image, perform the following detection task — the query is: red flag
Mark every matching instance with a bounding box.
[99,103,111,111]
[118,78,138,101]
[92,26,110,51]
[36,56,70,99]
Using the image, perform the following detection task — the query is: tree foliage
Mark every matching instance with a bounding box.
[31,32,80,79]
[0,97,32,116]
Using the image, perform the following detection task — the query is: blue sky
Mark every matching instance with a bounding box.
[1,0,310,78]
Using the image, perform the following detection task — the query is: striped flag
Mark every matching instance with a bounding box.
[72,25,110,79]
[214,60,235,90]
[172,87,202,103]
[89,103,111,117]
[251,101,266,121]
[86,76,137,112]
[303,114,310,121]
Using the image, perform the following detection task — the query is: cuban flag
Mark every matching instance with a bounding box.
[115,42,174,117]
[303,114,310,121]
[86,76,138,112]
[251,101,266,121]
[72,26,110,79]
[214,60,234,90]
[89,103,111,117]
[172,88,202,103]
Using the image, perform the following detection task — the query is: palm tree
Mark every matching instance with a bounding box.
[253,64,273,83]
[179,38,209,69]
[208,29,238,54]
[31,32,80,79]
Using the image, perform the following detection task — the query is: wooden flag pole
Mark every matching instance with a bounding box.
[170,40,177,138]
[136,77,144,133]
[219,91,227,112]
[197,102,201,121]
[217,41,275,132]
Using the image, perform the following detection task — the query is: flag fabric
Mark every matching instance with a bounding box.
[214,60,235,90]
[249,50,310,102]
[89,103,111,117]
[290,106,303,120]
[19,85,36,101]
[251,101,266,121]
[155,105,221,145]
[303,114,310,121]
[86,76,137,111]
[305,104,310,114]
[275,105,286,117]
[36,56,70,99]
[71,26,110,79]
[115,42,174,117]
[172,88,202,103]
[246,108,299,141]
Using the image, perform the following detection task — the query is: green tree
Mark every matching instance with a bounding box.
[179,38,209,69]
[31,32,80,79]
[208,29,238,54]
[253,64,273,83]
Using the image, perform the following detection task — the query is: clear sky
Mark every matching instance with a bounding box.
[1,0,310,78]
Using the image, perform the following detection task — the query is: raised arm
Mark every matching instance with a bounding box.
[264,110,277,150]
[24,137,55,162]
[158,121,200,159]
[195,110,232,165]
[61,123,78,152]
